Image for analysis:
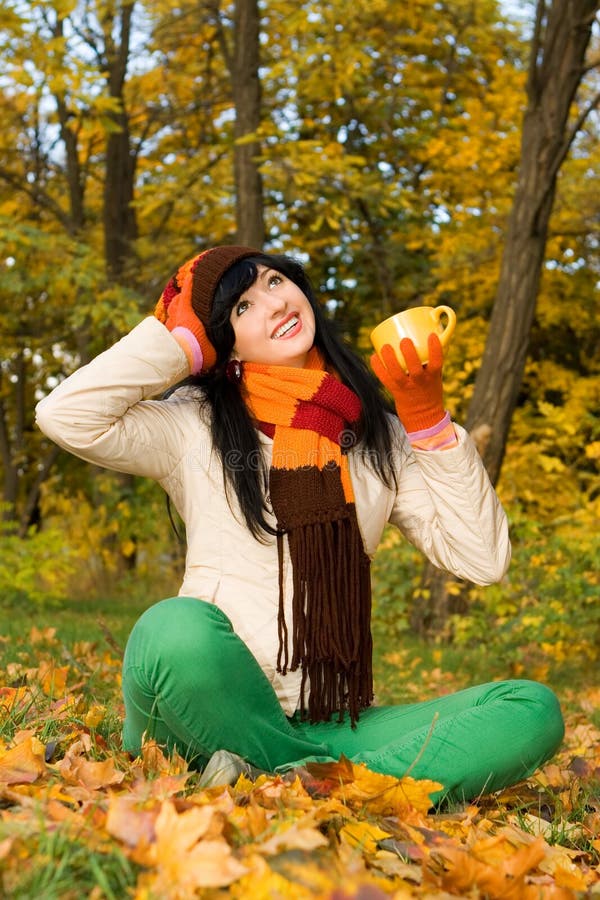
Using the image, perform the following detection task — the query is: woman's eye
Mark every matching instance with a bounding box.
[236,299,249,315]
[268,274,282,288]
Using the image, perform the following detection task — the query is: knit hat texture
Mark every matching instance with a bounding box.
[154,245,259,371]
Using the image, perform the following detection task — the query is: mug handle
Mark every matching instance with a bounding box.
[433,305,456,345]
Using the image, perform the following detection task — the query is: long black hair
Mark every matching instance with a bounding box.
[183,253,399,540]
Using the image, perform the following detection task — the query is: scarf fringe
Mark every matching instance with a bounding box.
[277,510,373,727]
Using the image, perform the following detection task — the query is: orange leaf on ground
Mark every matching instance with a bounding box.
[135,738,189,776]
[0,736,47,785]
[304,754,355,786]
[106,794,158,848]
[58,750,125,791]
[0,686,33,716]
[36,661,70,696]
[136,800,247,893]
[427,839,543,899]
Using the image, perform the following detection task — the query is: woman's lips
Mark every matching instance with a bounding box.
[271,313,301,339]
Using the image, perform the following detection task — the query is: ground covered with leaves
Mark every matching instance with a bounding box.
[1,627,599,899]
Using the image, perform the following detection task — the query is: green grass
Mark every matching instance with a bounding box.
[1,528,598,899]
[0,592,152,663]
[0,827,139,899]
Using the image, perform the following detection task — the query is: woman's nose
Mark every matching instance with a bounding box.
[264,291,287,315]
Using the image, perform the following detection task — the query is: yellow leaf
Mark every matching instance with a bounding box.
[37,661,70,696]
[340,820,391,855]
[84,704,106,729]
[0,736,47,785]
[332,762,442,817]
[585,441,600,460]
[137,801,247,892]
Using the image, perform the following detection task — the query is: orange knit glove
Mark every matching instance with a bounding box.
[154,265,216,374]
[370,333,446,433]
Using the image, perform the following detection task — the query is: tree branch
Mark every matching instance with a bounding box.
[548,87,600,189]
[0,168,72,232]
[19,444,61,538]
[527,0,546,102]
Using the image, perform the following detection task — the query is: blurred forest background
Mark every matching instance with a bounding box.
[0,0,598,679]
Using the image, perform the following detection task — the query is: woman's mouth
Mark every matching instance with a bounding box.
[272,314,301,339]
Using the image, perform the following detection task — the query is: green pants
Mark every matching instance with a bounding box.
[122,597,564,803]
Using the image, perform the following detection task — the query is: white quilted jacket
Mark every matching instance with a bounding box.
[36,317,511,714]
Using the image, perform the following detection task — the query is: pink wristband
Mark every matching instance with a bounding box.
[406,410,451,440]
[172,327,204,375]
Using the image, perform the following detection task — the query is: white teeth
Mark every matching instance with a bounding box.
[273,315,299,338]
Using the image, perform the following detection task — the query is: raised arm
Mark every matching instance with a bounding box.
[388,424,511,585]
[35,317,193,481]
[371,332,510,584]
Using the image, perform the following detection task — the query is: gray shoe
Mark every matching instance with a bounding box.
[198,749,267,787]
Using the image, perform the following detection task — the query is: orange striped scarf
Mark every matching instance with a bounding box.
[242,348,373,726]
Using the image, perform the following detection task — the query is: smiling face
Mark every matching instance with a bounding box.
[229,265,317,368]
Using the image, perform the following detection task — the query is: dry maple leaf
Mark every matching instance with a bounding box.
[256,811,330,855]
[426,837,546,900]
[133,738,189,777]
[58,746,125,791]
[330,762,441,818]
[106,793,159,849]
[136,800,247,894]
[0,736,47,785]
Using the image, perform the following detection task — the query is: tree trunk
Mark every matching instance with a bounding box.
[412,0,599,638]
[232,0,265,248]
[102,0,138,280]
[466,0,599,484]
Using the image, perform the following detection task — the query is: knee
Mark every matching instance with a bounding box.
[124,596,232,680]
[513,679,565,758]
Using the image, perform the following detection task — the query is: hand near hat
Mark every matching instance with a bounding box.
[157,287,211,376]
[154,256,216,375]
[370,333,447,434]
[154,246,258,375]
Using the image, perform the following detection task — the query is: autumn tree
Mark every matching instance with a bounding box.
[413,0,600,637]
[211,0,265,247]
[1,0,598,594]
[466,0,600,484]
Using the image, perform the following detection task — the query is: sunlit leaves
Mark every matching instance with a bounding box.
[0,623,599,895]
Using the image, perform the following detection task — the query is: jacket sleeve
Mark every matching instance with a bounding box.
[389,424,511,585]
[35,317,192,481]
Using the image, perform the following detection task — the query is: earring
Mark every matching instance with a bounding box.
[226,359,243,383]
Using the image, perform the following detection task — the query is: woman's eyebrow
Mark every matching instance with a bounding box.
[258,267,274,283]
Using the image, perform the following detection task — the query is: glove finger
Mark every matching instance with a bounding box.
[380,343,409,382]
[399,338,423,376]
[370,351,395,391]
[427,333,444,371]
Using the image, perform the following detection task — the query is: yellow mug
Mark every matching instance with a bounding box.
[370,305,456,372]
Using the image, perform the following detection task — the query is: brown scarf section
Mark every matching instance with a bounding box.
[242,349,373,726]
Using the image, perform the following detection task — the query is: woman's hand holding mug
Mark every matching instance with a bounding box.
[370,306,456,433]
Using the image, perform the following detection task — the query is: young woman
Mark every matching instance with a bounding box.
[36,245,564,803]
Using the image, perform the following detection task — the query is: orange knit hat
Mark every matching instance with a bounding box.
[154,245,259,372]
